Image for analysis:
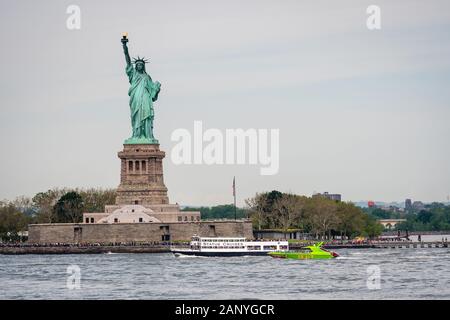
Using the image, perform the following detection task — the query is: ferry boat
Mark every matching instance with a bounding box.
[170,235,289,257]
[268,242,339,260]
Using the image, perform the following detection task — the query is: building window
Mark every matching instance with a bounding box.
[114,218,118,223]
[129,161,133,172]
[135,161,140,171]
[90,217,94,223]
[85,217,89,223]
[142,161,146,172]
[139,217,143,223]
[178,216,182,222]
[184,216,188,221]
[134,200,138,205]
[190,216,194,221]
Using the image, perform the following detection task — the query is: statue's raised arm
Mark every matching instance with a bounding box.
[121,33,131,66]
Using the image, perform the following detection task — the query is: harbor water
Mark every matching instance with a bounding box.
[1,248,449,299]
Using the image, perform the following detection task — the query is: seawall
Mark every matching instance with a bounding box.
[0,245,170,255]
[28,220,253,244]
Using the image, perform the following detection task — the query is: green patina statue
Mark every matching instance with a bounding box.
[121,33,161,144]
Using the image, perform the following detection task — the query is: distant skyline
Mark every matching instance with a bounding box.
[1,1,449,206]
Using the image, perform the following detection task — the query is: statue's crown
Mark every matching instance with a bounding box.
[132,56,149,64]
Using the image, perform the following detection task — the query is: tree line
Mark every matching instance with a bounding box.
[245,190,384,239]
[0,188,116,241]
[182,204,247,220]
[365,203,450,232]
[2,188,409,242]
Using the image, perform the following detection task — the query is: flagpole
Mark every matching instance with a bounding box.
[233,176,237,220]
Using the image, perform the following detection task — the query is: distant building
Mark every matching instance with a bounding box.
[378,205,404,213]
[412,201,425,212]
[405,199,412,212]
[404,199,425,213]
[313,192,341,202]
[366,201,404,212]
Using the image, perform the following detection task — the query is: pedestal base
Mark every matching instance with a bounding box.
[116,143,169,206]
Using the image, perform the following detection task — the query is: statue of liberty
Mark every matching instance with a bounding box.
[121,33,161,144]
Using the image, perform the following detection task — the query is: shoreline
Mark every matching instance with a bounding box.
[0,245,170,255]
[1,241,448,255]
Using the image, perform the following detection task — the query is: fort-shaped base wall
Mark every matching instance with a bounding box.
[28,220,253,244]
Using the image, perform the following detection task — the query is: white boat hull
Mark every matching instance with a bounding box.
[171,249,271,257]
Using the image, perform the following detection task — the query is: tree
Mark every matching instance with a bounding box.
[272,194,305,231]
[11,196,34,216]
[263,191,283,228]
[417,210,433,224]
[0,202,30,242]
[362,215,384,238]
[305,197,339,239]
[336,202,365,239]
[79,188,116,213]
[245,193,268,230]
[31,188,116,223]
[369,208,391,219]
[182,204,247,220]
[32,188,68,223]
[53,192,84,223]
[396,205,450,232]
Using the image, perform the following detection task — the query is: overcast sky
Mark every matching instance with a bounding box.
[0,0,449,206]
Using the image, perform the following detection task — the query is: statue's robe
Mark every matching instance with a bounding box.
[126,64,161,139]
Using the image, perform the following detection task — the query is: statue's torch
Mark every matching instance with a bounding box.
[121,32,128,44]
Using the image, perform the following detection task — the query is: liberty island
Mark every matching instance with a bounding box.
[24,34,253,244]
